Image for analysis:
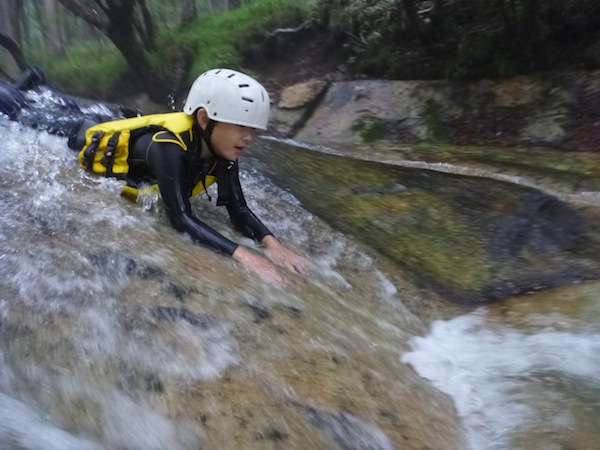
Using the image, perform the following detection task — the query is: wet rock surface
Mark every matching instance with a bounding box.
[250,140,600,303]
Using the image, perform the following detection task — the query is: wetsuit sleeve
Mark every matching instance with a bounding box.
[142,135,240,256]
[216,160,274,242]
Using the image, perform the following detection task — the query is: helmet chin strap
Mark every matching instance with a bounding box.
[195,119,220,203]
[197,118,220,159]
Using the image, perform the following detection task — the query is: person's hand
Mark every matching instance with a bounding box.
[261,236,309,275]
[232,245,286,286]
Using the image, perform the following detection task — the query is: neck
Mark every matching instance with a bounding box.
[199,140,212,159]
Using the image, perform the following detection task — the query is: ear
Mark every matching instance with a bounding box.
[195,108,209,130]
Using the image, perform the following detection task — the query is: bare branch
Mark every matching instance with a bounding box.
[267,20,313,38]
[57,0,109,29]
[137,0,157,50]
[0,32,28,71]
[92,0,110,14]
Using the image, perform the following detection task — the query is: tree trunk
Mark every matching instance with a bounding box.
[41,0,68,56]
[180,0,198,27]
[57,0,177,103]
[0,0,24,78]
[401,0,421,40]
[520,0,540,69]
[210,0,230,13]
[431,0,446,33]
[57,0,109,29]
[103,1,172,102]
[137,0,157,51]
[0,33,28,73]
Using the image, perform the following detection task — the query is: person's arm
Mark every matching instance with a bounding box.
[143,136,287,284]
[216,160,273,241]
[145,137,239,255]
[217,161,308,275]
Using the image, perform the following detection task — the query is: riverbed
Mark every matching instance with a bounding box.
[1,116,599,449]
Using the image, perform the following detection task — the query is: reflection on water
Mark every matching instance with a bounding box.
[1,116,599,449]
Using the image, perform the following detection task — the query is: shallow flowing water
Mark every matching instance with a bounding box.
[1,115,600,449]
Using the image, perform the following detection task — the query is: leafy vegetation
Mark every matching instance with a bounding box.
[28,39,126,99]
[182,0,313,81]
[314,0,600,80]
[21,0,313,100]
[3,0,599,101]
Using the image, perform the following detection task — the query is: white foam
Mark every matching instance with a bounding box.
[402,310,600,449]
[0,392,103,450]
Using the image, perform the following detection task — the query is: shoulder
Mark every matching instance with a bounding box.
[151,129,194,152]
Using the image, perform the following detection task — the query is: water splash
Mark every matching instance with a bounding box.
[402,308,600,449]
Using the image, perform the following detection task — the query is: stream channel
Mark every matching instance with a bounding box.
[1,103,600,449]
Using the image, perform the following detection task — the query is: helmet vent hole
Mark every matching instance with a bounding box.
[207,100,211,104]
[213,112,218,116]
[242,97,254,103]
[239,84,249,88]
[227,73,235,78]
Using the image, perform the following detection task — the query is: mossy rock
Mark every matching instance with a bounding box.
[250,140,600,303]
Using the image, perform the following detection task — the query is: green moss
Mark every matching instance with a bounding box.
[421,99,447,141]
[351,116,386,143]
[250,139,600,302]
[250,140,495,294]
[326,189,491,290]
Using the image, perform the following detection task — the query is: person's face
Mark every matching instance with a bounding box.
[196,108,257,161]
[210,121,257,161]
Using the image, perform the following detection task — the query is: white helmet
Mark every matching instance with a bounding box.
[183,68,270,130]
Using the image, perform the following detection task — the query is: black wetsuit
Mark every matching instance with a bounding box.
[127,130,272,255]
[69,120,272,256]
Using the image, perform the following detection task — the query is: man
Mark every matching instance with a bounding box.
[69,68,307,285]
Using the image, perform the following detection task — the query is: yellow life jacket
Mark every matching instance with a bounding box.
[78,112,216,200]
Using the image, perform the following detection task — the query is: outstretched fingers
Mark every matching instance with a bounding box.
[232,246,287,286]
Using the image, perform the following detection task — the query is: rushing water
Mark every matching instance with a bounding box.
[403,286,600,450]
[1,114,600,449]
